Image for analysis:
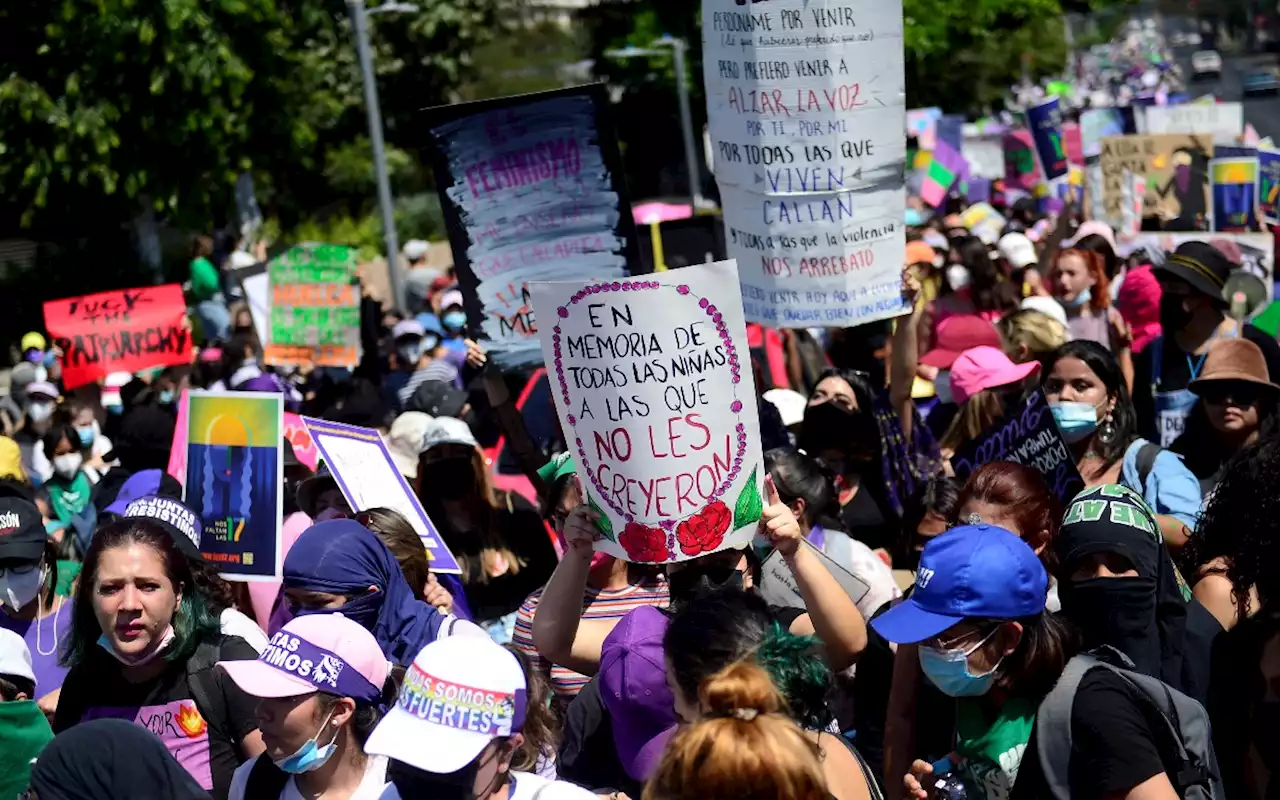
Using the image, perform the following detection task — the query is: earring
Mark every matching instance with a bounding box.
[1098,414,1116,445]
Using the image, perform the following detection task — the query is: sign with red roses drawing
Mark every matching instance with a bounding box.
[530,260,765,563]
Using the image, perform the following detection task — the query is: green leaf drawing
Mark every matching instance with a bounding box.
[588,493,616,542]
[732,466,764,530]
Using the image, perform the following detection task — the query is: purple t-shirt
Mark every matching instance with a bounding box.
[0,597,71,699]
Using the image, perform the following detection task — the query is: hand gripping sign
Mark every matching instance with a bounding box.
[530,260,765,564]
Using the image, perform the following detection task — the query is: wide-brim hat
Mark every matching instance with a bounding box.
[1189,338,1280,396]
[1154,241,1230,303]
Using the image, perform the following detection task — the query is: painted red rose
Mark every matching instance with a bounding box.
[619,522,670,563]
[677,500,732,557]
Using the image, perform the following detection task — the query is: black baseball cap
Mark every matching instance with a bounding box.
[121,496,203,561]
[406,380,468,419]
[0,498,47,564]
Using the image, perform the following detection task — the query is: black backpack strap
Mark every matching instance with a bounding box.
[245,753,292,798]
[1136,442,1162,487]
[185,638,224,725]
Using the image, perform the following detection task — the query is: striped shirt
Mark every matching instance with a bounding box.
[513,576,670,700]
[396,360,460,408]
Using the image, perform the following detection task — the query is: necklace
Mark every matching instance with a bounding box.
[36,595,64,657]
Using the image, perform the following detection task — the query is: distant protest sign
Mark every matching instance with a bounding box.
[1099,134,1211,229]
[951,389,1084,506]
[530,260,764,564]
[45,284,191,390]
[302,418,461,574]
[702,0,909,328]
[1027,97,1068,181]
[423,84,642,371]
[1080,109,1124,160]
[1260,148,1280,225]
[1003,129,1039,191]
[265,243,360,368]
[1143,102,1243,142]
[1210,157,1259,232]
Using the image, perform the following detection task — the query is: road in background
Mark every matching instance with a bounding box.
[1171,40,1280,136]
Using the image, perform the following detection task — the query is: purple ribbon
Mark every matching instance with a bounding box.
[259,632,382,702]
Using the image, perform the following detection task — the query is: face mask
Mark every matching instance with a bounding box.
[1061,287,1092,309]
[934,370,954,405]
[1061,575,1159,657]
[669,564,745,604]
[97,625,176,667]
[918,627,1002,697]
[443,311,468,333]
[1049,401,1100,443]
[26,402,53,423]
[53,453,83,479]
[1160,293,1193,331]
[294,590,383,633]
[273,711,339,774]
[75,424,96,448]
[389,757,489,800]
[0,566,44,613]
[421,458,476,500]
[798,401,879,462]
[398,342,425,366]
[946,265,971,291]
[158,390,175,406]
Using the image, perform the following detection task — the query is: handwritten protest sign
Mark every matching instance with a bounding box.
[423,84,641,371]
[757,540,870,611]
[702,0,909,328]
[44,284,191,390]
[264,243,360,368]
[184,391,283,581]
[1027,98,1068,182]
[1143,103,1243,142]
[1210,157,1259,232]
[530,260,764,564]
[1099,134,1211,229]
[302,418,461,574]
[951,389,1084,506]
[1259,148,1280,225]
[962,135,1005,179]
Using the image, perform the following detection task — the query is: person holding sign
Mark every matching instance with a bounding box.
[1042,341,1200,550]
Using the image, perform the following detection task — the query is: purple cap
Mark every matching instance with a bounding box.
[105,469,183,516]
[599,605,678,781]
[392,319,425,340]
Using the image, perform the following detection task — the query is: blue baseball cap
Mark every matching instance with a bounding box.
[872,524,1047,645]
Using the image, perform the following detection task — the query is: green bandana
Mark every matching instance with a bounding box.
[47,470,92,525]
[954,695,1037,799]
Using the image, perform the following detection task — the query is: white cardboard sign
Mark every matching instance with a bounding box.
[1143,103,1243,142]
[530,260,765,563]
[702,0,908,328]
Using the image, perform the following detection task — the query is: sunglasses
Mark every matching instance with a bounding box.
[1198,381,1263,407]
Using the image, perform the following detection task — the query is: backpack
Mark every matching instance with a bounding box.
[1034,646,1223,800]
[1136,441,1161,488]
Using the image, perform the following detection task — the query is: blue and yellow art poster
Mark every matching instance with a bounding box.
[185,391,283,581]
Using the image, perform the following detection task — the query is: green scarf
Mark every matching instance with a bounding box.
[954,695,1037,800]
[47,470,91,523]
[0,700,54,800]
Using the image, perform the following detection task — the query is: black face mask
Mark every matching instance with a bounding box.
[798,401,879,461]
[421,457,476,501]
[1061,575,1160,673]
[388,758,482,800]
[1160,293,1194,331]
[669,564,745,605]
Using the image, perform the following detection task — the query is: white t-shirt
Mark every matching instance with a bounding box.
[220,607,270,653]
[376,770,596,800]
[228,754,388,800]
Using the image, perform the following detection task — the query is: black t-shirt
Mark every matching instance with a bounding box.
[1132,324,1280,442]
[840,484,895,554]
[53,635,260,800]
[558,677,643,797]
[437,492,558,623]
[1012,668,1169,800]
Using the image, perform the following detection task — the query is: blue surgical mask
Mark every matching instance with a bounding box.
[76,424,95,448]
[1049,401,1100,443]
[158,389,175,405]
[918,628,1002,697]
[397,342,425,366]
[272,711,338,774]
[442,310,467,333]
[1061,287,1092,309]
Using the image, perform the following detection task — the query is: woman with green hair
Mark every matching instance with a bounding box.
[53,517,265,799]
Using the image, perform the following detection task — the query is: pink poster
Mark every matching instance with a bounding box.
[284,412,320,471]
[167,389,189,486]
[1063,123,1084,166]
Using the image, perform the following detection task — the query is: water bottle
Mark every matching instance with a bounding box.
[927,757,968,800]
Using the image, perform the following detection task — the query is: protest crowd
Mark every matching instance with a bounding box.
[12,8,1280,800]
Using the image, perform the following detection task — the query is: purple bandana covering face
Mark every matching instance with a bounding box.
[258,631,382,702]
[397,661,527,737]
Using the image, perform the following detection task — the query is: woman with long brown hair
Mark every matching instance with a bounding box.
[414,417,555,641]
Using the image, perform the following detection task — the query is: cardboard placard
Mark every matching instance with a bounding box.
[1260,148,1280,226]
[44,284,192,390]
[1098,134,1211,229]
[422,84,642,371]
[907,107,942,150]
[756,539,871,611]
[183,391,284,581]
[530,260,764,563]
[950,389,1084,506]
[703,0,909,328]
[302,417,461,574]
[264,243,361,368]
[1027,97,1068,181]
[1210,157,1260,232]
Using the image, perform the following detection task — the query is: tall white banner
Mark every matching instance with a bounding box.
[702,0,908,327]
